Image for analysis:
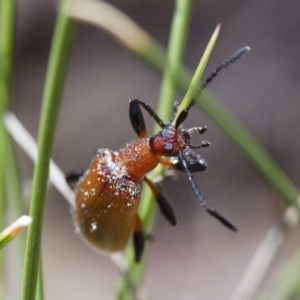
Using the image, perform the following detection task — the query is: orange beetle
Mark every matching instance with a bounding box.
[67,46,250,262]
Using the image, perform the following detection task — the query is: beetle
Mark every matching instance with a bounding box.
[67,46,250,263]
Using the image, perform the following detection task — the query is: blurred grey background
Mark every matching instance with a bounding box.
[7,0,300,299]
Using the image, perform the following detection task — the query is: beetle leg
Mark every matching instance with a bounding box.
[159,154,207,173]
[65,170,85,190]
[133,214,145,263]
[144,177,177,226]
[172,149,207,172]
[178,151,237,232]
[172,159,207,172]
[129,99,166,138]
[129,99,147,138]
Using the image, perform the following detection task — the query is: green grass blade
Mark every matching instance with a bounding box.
[174,23,220,123]
[36,256,44,300]
[21,2,76,299]
[0,0,26,263]
[116,1,192,299]
[157,0,192,123]
[0,0,17,297]
[0,0,15,109]
[0,135,7,299]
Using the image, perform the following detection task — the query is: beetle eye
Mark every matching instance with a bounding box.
[161,129,172,138]
[164,143,173,152]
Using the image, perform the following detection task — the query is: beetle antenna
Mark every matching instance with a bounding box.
[200,46,251,91]
[175,46,250,128]
[178,152,237,232]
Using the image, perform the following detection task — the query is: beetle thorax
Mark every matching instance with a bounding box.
[116,138,160,179]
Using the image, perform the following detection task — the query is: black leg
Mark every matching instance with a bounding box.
[178,152,237,232]
[158,154,206,172]
[129,99,147,138]
[184,147,207,162]
[129,99,166,138]
[173,158,207,172]
[66,170,85,190]
[144,177,177,226]
[133,214,145,263]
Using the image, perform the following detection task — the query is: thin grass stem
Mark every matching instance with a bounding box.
[36,256,44,300]
[0,143,6,299]
[116,1,193,299]
[0,0,17,297]
[21,1,76,299]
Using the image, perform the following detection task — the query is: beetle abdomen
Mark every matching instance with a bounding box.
[73,149,142,253]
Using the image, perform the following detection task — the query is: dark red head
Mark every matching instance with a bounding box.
[149,126,190,157]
